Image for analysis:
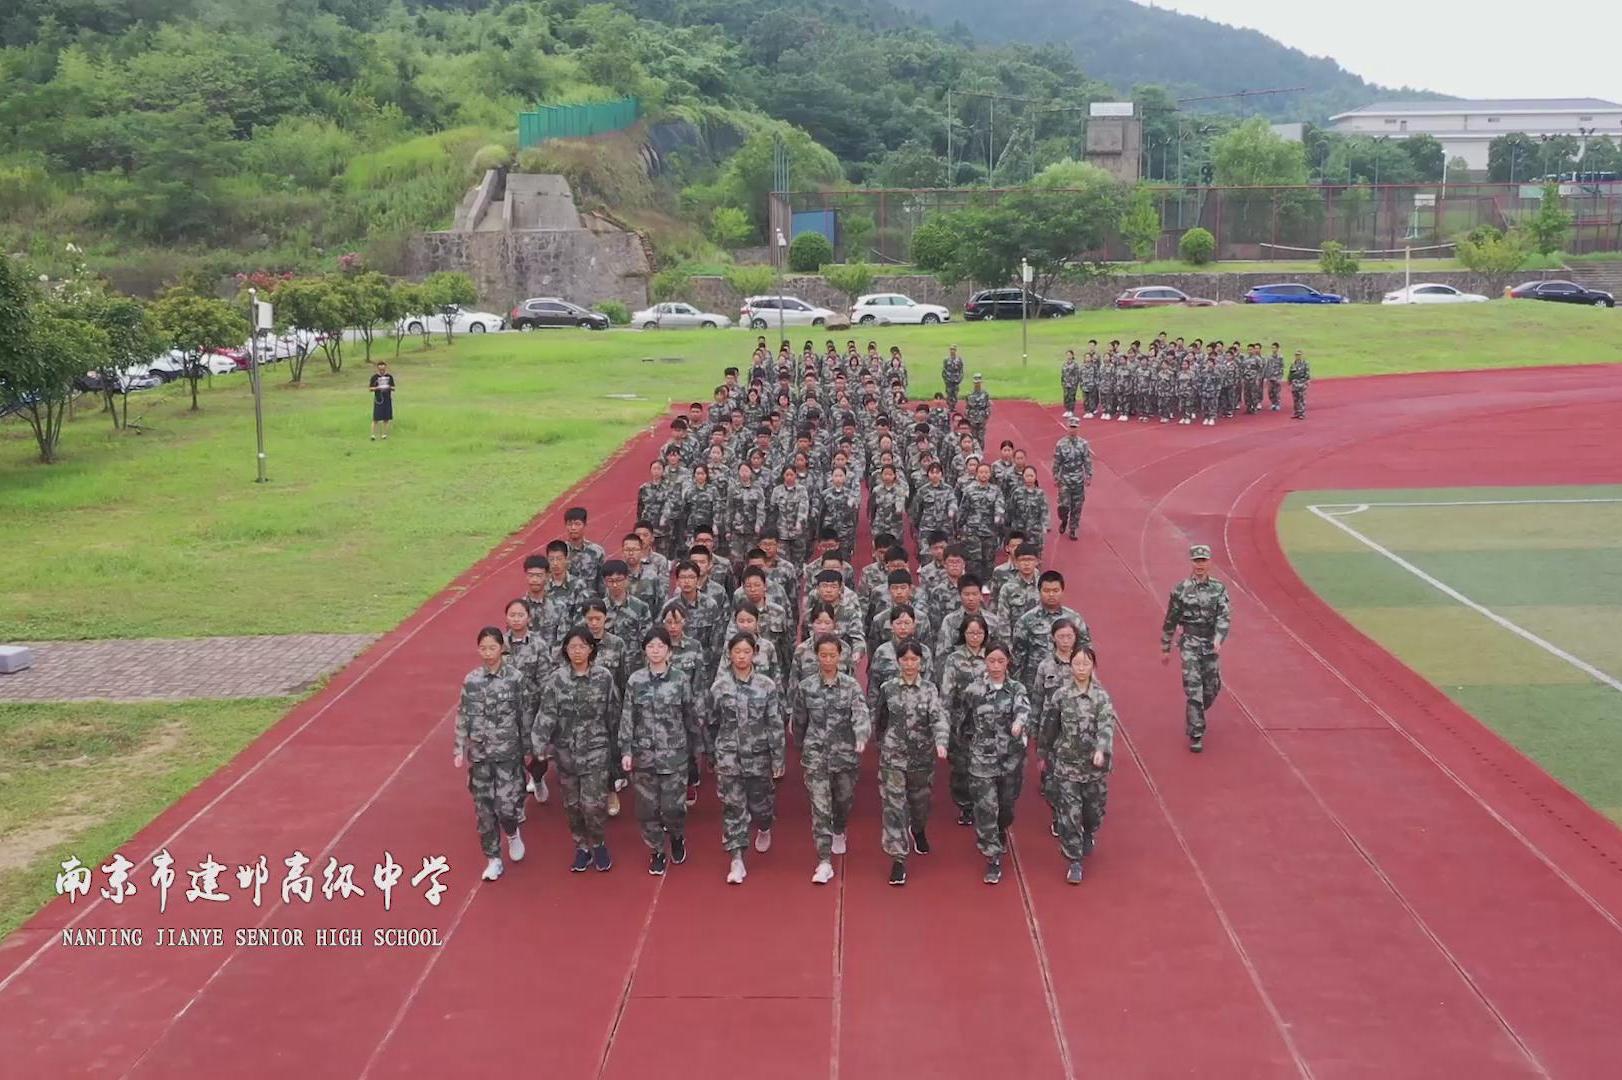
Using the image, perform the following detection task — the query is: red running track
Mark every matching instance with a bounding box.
[3,364,1622,1078]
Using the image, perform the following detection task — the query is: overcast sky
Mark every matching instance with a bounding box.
[1149,0,1622,102]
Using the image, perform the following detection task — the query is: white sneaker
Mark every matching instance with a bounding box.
[535,776,549,803]
[1062,411,1074,420]
[1118,415,1128,423]
[831,832,847,855]
[607,791,621,817]
[481,857,504,882]
[507,830,525,862]
[1082,412,1094,419]
[754,829,772,853]
[812,861,835,885]
[526,775,536,795]
[726,856,747,884]
[1100,412,1112,420]
[1160,418,1169,423]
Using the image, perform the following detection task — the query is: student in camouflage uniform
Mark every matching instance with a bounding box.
[818,464,862,557]
[1175,357,1197,425]
[911,461,957,552]
[1097,348,1118,420]
[1006,466,1051,544]
[1052,416,1093,540]
[455,627,530,882]
[620,628,700,875]
[580,601,631,817]
[768,464,814,564]
[707,633,786,884]
[1060,349,1082,417]
[1264,342,1285,411]
[941,346,966,413]
[602,560,652,666]
[873,640,950,886]
[938,613,991,826]
[869,463,909,541]
[724,462,767,566]
[960,644,1031,884]
[533,627,620,873]
[965,374,992,446]
[1041,646,1116,883]
[637,461,674,559]
[1030,619,1083,837]
[1241,344,1265,414]
[955,461,1006,582]
[1160,544,1232,753]
[1219,347,1240,418]
[1154,356,1176,423]
[1195,351,1220,426]
[1013,570,1090,691]
[792,634,872,884]
[1081,343,1101,417]
[1289,350,1311,419]
[563,507,606,596]
[934,574,1006,671]
[995,543,1044,628]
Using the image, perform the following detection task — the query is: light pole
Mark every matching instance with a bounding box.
[775,228,788,348]
[1019,257,1032,368]
[248,288,269,484]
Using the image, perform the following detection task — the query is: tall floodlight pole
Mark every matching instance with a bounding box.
[1020,258,1032,367]
[248,288,269,484]
[773,134,789,348]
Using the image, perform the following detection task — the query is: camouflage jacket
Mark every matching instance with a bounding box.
[995,573,1042,627]
[788,636,855,697]
[912,481,957,535]
[1052,436,1093,493]
[1289,358,1311,386]
[665,590,728,665]
[935,607,1008,666]
[942,355,965,387]
[868,482,909,537]
[603,592,651,659]
[535,576,587,650]
[1060,357,1083,392]
[671,481,722,538]
[768,482,814,540]
[867,593,933,648]
[504,631,553,704]
[567,540,607,596]
[1098,359,1119,391]
[873,675,951,770]
[1161,576,1231,647]
[1013,605,1091,684]
[817,484,862,541]
[637,481,672,536]
[1040,678,1117,782]
[532,664,619,773]
[992,459,1021,504]
[725,483,768,540]
[867,637,934,712]
[1240,355,1264,383]
[956,480,1005,537]
[618,665,699,775]
[1007,486,1050,539]
[792,671,872,773]
[590,630,630,691]
[454,661,530,764]
[706,670,786,777]
[965,389,991,426]
[937,646,987,732]
[667,635,712,705]
[1031,650,1080,733]
[1081,354,1101,390]
[1264,352,1285,380]
[628,561,667,617]
[715,622,782,684]
[959,676,1032,778]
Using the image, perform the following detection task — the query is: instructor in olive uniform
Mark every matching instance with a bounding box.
[1160,544,1231,753]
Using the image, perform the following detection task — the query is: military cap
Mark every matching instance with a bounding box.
[1189,544,1212,560]
[973,372,984,381]
[1066,415,1079,428]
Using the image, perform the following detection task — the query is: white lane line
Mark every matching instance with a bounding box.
[1306,505,1622,695]
[1322,497,1622,509]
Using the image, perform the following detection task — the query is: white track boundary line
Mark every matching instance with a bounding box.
[1321,497,1622,509]
[1307,505,1622,695]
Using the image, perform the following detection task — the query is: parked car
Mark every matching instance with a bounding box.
[507,298,609,331]
[244,328,326,361]
[849,293,951,325]
[630,302,732,329]
[78,368,161,394]
[1381,283,1488,305]
[399,306,507,335]
[962,289,1076,320]
[1507,279,1615,307]
[1242,283,1346,304]
[144,349,238,379]
[739,296,839,329]
[1114,286,1216,309]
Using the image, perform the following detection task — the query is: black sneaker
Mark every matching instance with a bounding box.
[570,848,592,873]
[1082,831,1096,856]
[956,807,973,827]
[911,829,930,855]
[592,844,613,872]
[983,858,1003,885]
[649,851,667,876]
[669,836,687,865]
[1066,861,1084,885]
[888,860,907,886]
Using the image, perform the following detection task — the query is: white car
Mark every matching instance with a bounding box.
[850,293,951,325]
[739,295,839,329]
[243,328,326,361]
[145,350,238,379]
[398,306,506,335]
[631,302,733,329]
[1381,283,1489,305]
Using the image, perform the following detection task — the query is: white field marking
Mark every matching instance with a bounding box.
[1306,504,1622,695]
[1320,497,1622,510]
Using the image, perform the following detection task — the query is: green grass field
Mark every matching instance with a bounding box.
[1280,486,1622,824]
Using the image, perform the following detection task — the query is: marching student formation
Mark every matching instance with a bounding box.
[455,337,1299,889]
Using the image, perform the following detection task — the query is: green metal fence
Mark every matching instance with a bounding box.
[518,98,640,148]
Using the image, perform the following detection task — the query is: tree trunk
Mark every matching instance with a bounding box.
[361,328,374,363]
[189,371,200,411]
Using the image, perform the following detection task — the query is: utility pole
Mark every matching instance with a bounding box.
[247,289,269,484]
[773,134,789,348]
[1019,258,1032,368]
[946,89,953,181]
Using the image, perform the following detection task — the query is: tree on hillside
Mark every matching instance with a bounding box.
[874,141,948,189]
[421,271,478,345]
[152,291,249,411]
[714,127,844,239]
[1211,118,1308,186]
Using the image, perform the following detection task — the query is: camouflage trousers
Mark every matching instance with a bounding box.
[1179,636,1223,738]
[879,764,937,860]
[1267,379,1283,408]
[947,733,973,813]
[1180,392,1197,421]
[718,771,777,853]
[1051,776,1109,862]
[1199,388,1219,420]
[632,769,687,852]
[1220,385,1237,417]
[945,383,961,413]
[804,767,858,860]
[960,532,999,582]
[1244,378,1264,413]
[1062,385,1077,414]
[1056,487,1086,537]
[969,765,1025,858]
[558,766,610,848]
[1082,387,1099,414]
[467,758,526,858]
[1291,383,1308,418]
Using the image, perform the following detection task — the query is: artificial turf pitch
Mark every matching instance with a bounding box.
[1281,487,1622,824]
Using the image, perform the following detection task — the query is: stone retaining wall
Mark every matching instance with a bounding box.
[406,230,651,310]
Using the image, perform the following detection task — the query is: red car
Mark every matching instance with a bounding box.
[1114,286,1216,309]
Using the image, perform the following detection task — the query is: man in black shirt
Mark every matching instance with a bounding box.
[368,361,396,440]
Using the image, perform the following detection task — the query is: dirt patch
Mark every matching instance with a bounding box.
[0,813,98,875]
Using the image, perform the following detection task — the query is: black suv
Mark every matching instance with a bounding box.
[509,298,612,330]
[963,288,1076,321]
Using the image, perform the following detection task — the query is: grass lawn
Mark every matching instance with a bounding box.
[5,304,1622,643]
[0,696,291,939]
[1279,486,1622,825]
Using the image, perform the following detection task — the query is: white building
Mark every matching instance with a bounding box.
[1328,98,1622,172]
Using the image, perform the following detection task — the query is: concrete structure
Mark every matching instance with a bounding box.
[1085,102,1143,184]
[1329,99,1622,172]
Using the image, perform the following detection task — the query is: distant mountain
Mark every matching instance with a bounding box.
[891,0,1442,120]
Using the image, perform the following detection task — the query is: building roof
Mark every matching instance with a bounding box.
[1332,98,1622,120]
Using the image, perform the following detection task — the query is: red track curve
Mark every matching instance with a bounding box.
[3,365,1620,1078]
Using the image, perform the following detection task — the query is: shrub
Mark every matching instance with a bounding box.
[822,261,875,305]
[1318,240,1359,276]
[789,231,833,272]
[650,266,693,302]
[1455,226,1530,274]
[723,264,777,297]
[471,144,513,174]
[593,300,630,325]
[1178,227,1215,265]
[709,206,754,248]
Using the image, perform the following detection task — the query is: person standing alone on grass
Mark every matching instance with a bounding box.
[368,361,395,440]
[942,345,965,414]
[455,627,529,882]
[1160,544,1231,753]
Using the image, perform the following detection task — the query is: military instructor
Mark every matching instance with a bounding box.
[1160,544,1231,753]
